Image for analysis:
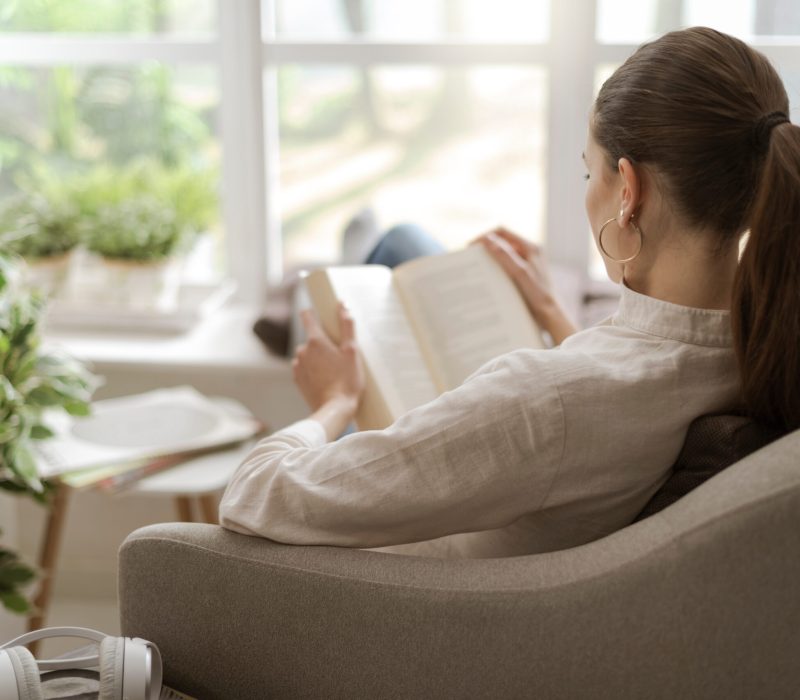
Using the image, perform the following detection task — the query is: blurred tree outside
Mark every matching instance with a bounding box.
[278,0,480,250]
[0,0,219,232]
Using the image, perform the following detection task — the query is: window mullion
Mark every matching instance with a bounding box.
[544,0,598,274]
[262,41,550,65]
[218,0,270,303]
[0,35,216,64]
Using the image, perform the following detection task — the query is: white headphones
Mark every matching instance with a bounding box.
[0,626,162,700]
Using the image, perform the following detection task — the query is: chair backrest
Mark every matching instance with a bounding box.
[119,429,800,700]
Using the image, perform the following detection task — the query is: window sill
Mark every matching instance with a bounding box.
[45,302,289,376]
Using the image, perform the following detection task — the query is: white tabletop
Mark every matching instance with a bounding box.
[130,439,257,496]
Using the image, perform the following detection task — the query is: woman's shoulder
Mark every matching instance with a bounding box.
[493,323,736,405]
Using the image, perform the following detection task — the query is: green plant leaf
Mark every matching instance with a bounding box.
[0,562,36,587]
[64,399,91,416]
[0,591,31,614]
[29,424,55,440]
[25,385,63,407]
[0,423,18,445]
[10,444,42,493]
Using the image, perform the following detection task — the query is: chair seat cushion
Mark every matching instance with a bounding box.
[634,414,783,522]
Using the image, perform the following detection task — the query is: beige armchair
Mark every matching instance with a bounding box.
[118,429,800,700]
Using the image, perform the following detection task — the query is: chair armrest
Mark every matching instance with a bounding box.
[119,430,800,700]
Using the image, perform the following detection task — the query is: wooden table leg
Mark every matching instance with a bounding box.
[199,494,218,524]
[27,483,71,652]
[175,496,193,522]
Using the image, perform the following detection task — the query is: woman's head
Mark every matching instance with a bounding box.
[592,27,788,240]
[590,26,800,432]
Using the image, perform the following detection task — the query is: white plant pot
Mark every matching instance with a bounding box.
[69,253,182,312]
[22,252,73,298]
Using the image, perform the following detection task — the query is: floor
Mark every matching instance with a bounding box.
[0,596,118,658]
[38,597,120,658]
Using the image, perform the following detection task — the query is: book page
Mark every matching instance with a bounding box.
[34,387,262,478]
[394,245,545,391]
[304,266,438,428]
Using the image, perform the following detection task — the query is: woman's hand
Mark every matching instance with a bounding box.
[293,303,365,438]
[475,227,578,345]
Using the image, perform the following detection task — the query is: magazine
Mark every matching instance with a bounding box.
[34,386,263,480]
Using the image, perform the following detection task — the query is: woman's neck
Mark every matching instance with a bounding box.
[624,234,740,310]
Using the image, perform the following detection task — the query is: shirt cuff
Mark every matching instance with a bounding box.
[277,417,328,448]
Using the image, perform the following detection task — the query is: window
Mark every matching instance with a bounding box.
[264,1,551,270]
[2,0,799,309]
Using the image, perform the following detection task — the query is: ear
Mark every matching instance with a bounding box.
[616,157,641,227]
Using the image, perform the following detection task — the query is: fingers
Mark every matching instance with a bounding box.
[492,227,540,258]
[472,227,538,259]
[337,302,356,347]
[484,231,524,263]
[299,308,323,339]
[483,234,528,285]
[469,229,494,246]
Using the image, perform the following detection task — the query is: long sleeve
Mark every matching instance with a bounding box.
[219,351,566,549]
[220,284,741,557]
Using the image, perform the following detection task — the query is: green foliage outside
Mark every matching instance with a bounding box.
[0,251,98,613]
[1,0,179,34]
[0,1,220,265]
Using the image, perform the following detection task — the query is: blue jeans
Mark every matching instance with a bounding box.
[365,223,445,268]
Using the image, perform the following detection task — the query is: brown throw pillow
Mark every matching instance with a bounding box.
[633,414,783,522]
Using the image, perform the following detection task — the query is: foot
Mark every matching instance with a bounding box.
[340,207,381,265]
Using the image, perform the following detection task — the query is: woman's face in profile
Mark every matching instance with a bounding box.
[583,129,623,281]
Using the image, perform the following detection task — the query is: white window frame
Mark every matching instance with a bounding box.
[2,0,800,306]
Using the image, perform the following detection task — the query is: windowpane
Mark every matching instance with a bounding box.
[0,0,216,35]
[269,0,549,42]
[277,65,547,268]
[685,0,800,37]
[0,64,224,281]
[597,0,800,43]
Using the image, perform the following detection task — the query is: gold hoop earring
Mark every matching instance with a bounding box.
[598,216,643,263]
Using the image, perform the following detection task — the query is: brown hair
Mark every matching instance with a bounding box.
[593,27,800,432]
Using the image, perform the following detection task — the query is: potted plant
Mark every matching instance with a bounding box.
[0,253,97,614]
[80,195,187,310]
[0,192,81,298]
[65,159,218,311]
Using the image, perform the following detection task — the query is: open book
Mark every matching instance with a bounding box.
[304,245,545,430]
[34,386,264,480]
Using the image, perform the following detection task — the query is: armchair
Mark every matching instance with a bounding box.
[118,429,800,699]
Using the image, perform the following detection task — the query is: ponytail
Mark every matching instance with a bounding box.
[732,123,800,432]
[592,27,800,430]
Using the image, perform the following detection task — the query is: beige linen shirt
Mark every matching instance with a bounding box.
[220,284,740,558]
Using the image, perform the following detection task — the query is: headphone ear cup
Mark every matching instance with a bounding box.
[3,646,43,700]
[98,636,124,700]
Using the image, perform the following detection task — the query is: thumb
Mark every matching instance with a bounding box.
[338,303,356,346]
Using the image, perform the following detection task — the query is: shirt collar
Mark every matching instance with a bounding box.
[615,283,733,348]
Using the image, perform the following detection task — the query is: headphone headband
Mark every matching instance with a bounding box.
[1,626,106,671]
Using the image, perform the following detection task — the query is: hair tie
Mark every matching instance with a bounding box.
[753,111,790,150]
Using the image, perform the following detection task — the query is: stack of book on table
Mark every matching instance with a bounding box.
[33,386,265,492]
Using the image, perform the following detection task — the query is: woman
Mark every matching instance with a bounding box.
[220,27,799,557]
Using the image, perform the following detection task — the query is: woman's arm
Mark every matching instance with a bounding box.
[219,350,565,549]
[477,228,579,345]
